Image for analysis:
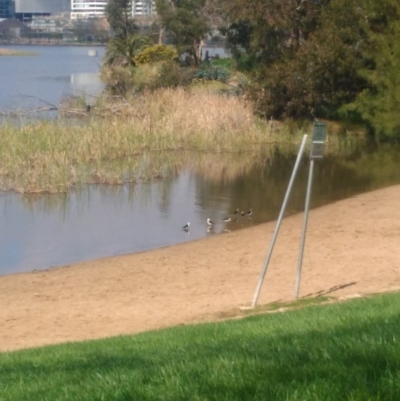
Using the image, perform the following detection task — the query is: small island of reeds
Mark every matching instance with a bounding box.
[0,47,37,56]
[0,87,360,194]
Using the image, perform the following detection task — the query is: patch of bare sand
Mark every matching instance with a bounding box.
[1,185,400,352]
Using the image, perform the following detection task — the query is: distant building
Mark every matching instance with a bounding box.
[14,0,70,21]
[0,0,15,19]
[70,0,108,20]
[0,17,31,38]
[29,17,64,33]
[131,0,156,17]
[71,0,156,20]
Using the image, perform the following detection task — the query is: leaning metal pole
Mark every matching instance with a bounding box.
[251,134,308,307]
[295,158,315,299]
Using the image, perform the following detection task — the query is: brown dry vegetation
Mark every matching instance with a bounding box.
[0,88,354,194]
[0,89,295,193]
[0,48,36,56]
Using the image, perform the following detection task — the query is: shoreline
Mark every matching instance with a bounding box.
[1,184,400,352]
[0,42,105,47]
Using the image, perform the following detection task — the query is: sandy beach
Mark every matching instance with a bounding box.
[1,185,400,352]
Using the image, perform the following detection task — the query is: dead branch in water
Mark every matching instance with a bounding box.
[0,106,57,117]
[19,95,59,110]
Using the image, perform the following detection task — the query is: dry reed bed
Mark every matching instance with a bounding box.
[0,89,284,193]
[0,48,19,56]
[0,48,37,56]
[1,88,342,194]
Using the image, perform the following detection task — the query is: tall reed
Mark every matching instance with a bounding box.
[0,88,344,193]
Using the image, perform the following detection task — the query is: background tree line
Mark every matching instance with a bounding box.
[104,0,400,140]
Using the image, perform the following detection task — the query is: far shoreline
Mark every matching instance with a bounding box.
[0,42,106,48]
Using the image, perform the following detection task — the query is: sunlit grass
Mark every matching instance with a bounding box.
[0,88,354,193]
[1,292,400,401]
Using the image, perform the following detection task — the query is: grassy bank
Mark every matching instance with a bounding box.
[0,292,399,400]
[0,88,355,193]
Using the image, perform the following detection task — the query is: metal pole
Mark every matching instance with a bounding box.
[251,134,308,307]
[295,158,315,299]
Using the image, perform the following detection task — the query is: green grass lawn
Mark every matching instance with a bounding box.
[1,292,400,401]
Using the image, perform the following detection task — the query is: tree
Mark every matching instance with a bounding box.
[134,44,178,65]
[342,1,400,140]
[106,0,136,39]
[102,34,153,94]
[215,0,372,119]
[218,0,330,67]
[156,0,209,66]
[104,35,152,67]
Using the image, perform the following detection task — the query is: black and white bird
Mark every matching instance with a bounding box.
[222,217,231,223]
[240,211,245,217]
[232,208,240,215]
[182,222,190,231]
[207,218,214,226]
[245,208,253,216]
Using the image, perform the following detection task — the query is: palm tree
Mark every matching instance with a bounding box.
[104,35,153,67]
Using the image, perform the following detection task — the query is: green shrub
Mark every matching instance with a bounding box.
[207,58,234,69]
[100,65,135,95]
[135,45,178,65]
[157,61,195,88]
[131,61,195,90]
[194,64,231,82]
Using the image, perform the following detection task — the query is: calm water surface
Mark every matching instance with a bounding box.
[1,144,399,275]
[0,45,105,114]
[1,46,399,276]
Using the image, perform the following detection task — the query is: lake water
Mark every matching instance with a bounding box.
[1,46,400,276]
[1,143,400,275]
[0,45,105,115]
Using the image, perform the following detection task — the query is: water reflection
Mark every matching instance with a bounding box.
[1,143,399,275]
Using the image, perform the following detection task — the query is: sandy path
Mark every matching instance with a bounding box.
[1,185,400,352]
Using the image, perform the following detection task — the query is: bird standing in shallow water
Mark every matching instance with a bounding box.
[182,222,190,231]
[245,208,253,220]
[222,217,231,223]
[232,208,239,215]
[207,218,214,226]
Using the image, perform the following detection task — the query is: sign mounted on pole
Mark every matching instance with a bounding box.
[251,135,308,307]
[310,121,327,159]
[295,121,327,299]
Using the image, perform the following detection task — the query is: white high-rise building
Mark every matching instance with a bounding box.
[70,0,156,20]
[131,0,156,16]
[71,0,108,19]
